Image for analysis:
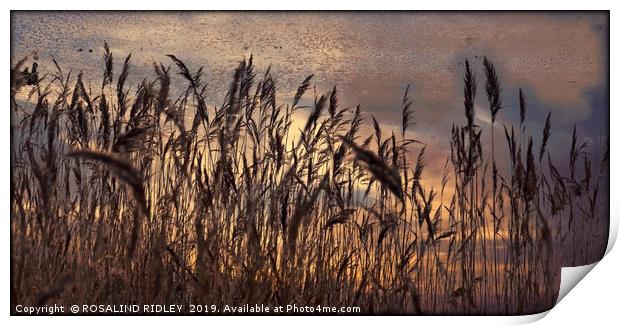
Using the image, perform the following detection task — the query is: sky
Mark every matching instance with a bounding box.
[11,11,609,182]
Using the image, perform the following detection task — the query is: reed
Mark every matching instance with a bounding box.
[10,46,608,314]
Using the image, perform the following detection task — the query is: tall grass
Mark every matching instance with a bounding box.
[10,45,608,314]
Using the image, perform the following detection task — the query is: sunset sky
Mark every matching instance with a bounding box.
[11,11,609,181]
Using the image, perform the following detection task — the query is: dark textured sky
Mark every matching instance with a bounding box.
[11,11,609,182]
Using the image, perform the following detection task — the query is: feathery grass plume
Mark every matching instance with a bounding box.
[569,125,586,180]
[292,74,313,108]
[68,72,86,132]
[154,63,171,115]
[347,104,363,141]
[463,59,476,129]
[391,132,399,168]
[167,54,197,89]
[519,88,527,126]
[340,137,403,201]
[240,54,255,101]
[328,85,338,118]
[102,41,113,88]
[259,67,277,113]
[539,112,552,162]
[402,85,414,135]
[76,71,92,111]
[116,53,132,135]
[167,54,209,124]
[416,187,436,239]
[127,79,155,128]
[50,55,63,77]
[99,94,111,149]
[372,115,382,150]
[483,57,503,123]
[503,124,516,164]
[224,58,246,136]
[524,138,537,202]
[412,146,426,196]
[118,53,131,92]
[303,94,326,132]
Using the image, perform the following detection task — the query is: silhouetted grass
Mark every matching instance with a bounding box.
[10,45,608,315]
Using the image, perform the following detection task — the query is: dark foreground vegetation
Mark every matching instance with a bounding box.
[10,44,608,314]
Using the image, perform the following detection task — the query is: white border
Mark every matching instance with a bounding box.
[3,2,617,325]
